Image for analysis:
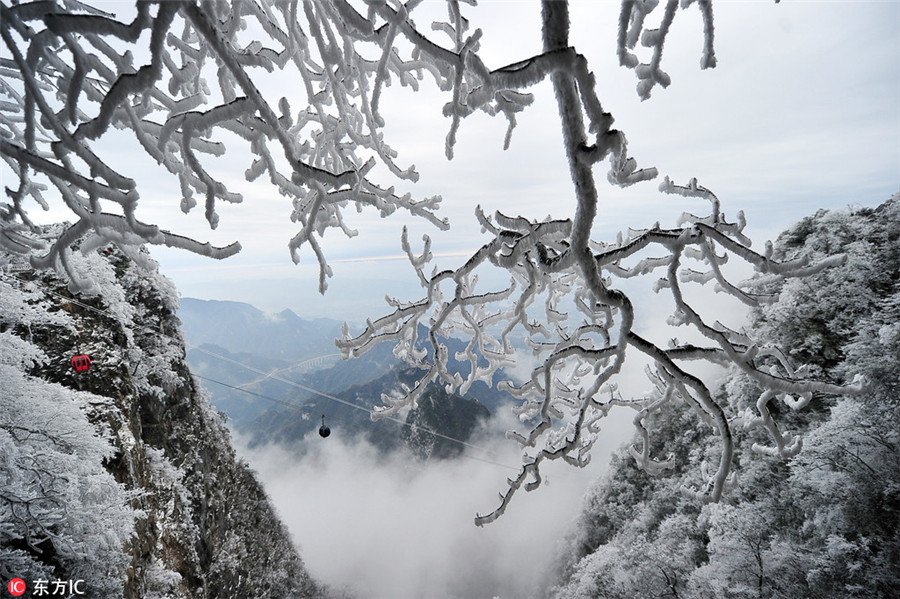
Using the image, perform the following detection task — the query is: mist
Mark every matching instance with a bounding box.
[236,410,633,599]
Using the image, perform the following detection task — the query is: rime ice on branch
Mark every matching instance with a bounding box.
[2,0,861,525]
[1,0,462,291]
[335,0,861,526]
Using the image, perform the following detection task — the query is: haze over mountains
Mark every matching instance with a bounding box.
[179,298,343,363]
[178,298,514,455]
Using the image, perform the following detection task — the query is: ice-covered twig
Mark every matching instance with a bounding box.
[618,0,717,99]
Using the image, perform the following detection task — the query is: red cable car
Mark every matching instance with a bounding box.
[71,354,91,372]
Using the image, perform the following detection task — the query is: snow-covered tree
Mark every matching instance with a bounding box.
[1,227,325,597]
[551,198,900,599]
[1,0,862,523]
[0,365,135,594]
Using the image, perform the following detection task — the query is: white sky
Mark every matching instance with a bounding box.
[8,1,899,320]
[141,0,900,321]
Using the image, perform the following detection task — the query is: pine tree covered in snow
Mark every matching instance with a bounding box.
[1,230,323,598]
[551,196,900,599]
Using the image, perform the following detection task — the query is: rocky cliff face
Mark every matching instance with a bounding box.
[1,230,323,598]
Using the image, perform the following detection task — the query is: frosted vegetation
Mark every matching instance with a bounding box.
[0,0,868,529]
[0,284,134,592]
[552,198,900,599]
[1,230,320,596]
[0,236,179,588]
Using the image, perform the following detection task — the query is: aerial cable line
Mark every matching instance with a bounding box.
[192,372,306,412]
[194,373,517,471]
[185,342,516,466]
[232,353,341,390]
[1,270,517,470]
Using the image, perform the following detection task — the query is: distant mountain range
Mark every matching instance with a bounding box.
[178,298,399,427]
[177,298,515,456]
[178,298,342,363]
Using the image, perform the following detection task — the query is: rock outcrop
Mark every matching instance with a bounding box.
[1,229,323,598]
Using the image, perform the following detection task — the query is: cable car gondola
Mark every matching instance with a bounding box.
[318,414,331,438]
[71,354,91,372]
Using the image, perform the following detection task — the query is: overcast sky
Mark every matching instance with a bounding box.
[142,1,899,321]
[16,1,897,320]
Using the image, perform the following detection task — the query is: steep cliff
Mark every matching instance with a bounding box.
[1,228,323,598]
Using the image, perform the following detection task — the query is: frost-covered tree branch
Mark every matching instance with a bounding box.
[335,0,862,526]
[2,0,861,526]
[1,0,473,291]
[618,0,717,100]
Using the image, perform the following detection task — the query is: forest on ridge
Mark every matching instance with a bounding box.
[552,197,900,599]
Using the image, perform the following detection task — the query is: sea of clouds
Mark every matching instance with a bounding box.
[237,408,632,599]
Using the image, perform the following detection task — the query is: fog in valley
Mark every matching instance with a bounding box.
[237,409,631,599]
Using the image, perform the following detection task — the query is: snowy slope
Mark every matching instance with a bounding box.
[1,228,323,598]
[549,198,900,599]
